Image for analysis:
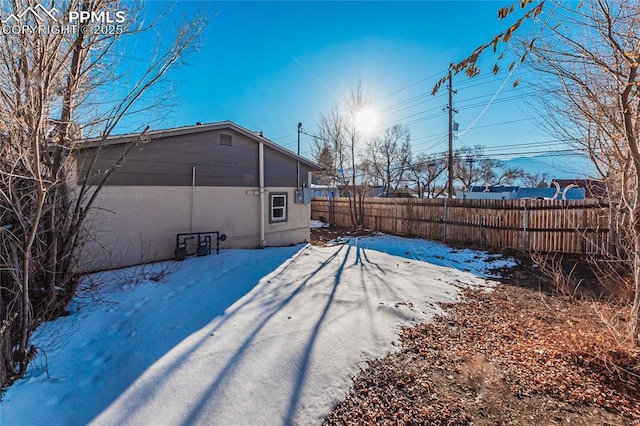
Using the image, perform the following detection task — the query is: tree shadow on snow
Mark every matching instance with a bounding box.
[178,244,349,426]
[83,244,306,425]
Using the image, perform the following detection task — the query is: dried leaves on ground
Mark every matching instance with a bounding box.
[325,284,640,425]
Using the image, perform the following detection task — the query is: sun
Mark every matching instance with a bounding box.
[354,108,378,134]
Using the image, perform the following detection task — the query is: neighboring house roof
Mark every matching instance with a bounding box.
[458,186,586,200]
[551,178,606,199]
[366,186,385,198]
[514,187,585,200]
[470,185,519,193]
[311,175,337,186]
[76,120,322,171]
[466,184,587,200]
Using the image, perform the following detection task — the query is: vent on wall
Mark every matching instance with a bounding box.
[220,134,232,146]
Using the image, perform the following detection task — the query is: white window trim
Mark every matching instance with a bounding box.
[270,193,288,223]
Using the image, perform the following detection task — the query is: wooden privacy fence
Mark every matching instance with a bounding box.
[311,197,610,255]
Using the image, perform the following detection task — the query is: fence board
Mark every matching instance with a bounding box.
[311,197,610,255]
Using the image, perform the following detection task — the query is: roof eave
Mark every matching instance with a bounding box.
[74,121,322,171]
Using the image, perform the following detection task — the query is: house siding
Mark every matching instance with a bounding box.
[75,123,320,271]
[263,146,310,187]
[81,185,310,271]
[76,129,315,187]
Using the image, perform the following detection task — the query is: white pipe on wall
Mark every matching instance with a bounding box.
[259,142,266,247]
[191,166,196,232]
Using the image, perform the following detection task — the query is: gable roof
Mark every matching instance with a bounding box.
[76,120,322,171]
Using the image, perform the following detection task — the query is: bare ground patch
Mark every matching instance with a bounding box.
[310,225,376,246]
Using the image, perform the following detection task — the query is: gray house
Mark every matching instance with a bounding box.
[74,121,321,270]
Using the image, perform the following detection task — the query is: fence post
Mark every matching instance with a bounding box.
[522,200,529,251]
[479,209,484,246]
[443,200,448,243]
[394,199,398,234]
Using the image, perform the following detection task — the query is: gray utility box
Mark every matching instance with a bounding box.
[294,188,312,204]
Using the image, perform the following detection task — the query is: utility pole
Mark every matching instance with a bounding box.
[297,122,302,189]
[447,73,457,199]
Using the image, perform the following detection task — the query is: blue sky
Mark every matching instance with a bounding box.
[132,1,574,168]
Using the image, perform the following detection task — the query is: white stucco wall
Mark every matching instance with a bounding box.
[81,186,310,271]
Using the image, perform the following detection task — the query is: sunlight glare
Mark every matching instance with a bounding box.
[354,108,378,134]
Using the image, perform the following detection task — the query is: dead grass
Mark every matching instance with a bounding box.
[320,239,640,425]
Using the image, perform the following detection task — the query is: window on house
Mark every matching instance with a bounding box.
[220,134,232,146]
[270,193,287,223]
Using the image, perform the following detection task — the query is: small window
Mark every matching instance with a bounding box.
[270,193,287,223]
[220,134,232,146]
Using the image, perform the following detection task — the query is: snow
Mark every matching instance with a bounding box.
[309,219,329,229]
[1,234,515,425]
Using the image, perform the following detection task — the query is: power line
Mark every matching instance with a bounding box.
[277,70,523,153]
[327,147,591,185]
[299,112,571,159]
[456,0,560,137]
[275,42,541,158]
[277,64,517,149]
[373,68,449,103]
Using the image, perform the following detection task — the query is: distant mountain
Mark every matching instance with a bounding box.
[431,153,598,189]
[501,153,598,180]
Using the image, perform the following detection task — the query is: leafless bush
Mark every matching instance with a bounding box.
[431,0,640,346]
[111,236,182,286]
[0,0,205,386]
[530,252,583,300]
[113,261,182,288]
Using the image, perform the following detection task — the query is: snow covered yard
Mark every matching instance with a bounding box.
[1,234,513,425]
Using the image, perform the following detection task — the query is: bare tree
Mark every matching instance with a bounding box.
[312,108,348,226]
[496,166,527,186]
[361,124,411,196]
[454,146,525,189]
[344,84,371,227]
[434,0,640,345]
[315,107,347,199]
[314,84,371,228]
[312,142,336,186]
[526,0,640,345]
[454,146,501,190]
[0,1,205,385]
[407,153,448,198]
[521,171,550,188]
